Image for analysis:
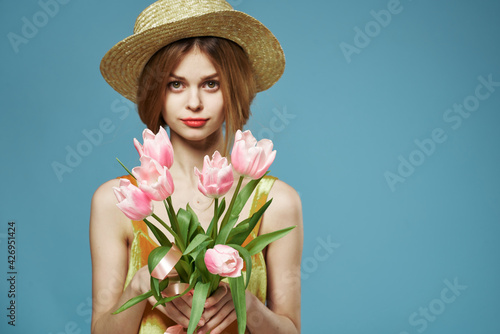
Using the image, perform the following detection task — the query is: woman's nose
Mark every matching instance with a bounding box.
[186,89,203,111]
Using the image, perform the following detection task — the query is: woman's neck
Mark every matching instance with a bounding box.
[168,129,225,186]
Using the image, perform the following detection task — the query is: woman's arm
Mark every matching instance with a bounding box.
[90,180,202,333]
[90,179,147,334]
[248,180,303,334]
[199,180,304,334]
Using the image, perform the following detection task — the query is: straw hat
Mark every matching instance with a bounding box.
[100,0,285,103]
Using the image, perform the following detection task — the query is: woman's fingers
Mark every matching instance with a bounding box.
[172,294,207,324]
[183,291,194,308]
[143,277,238,331]
[204,283,228,308]
[209,311,238,334]
[198,302,237,334]
[198,285,236,334]
[147,295,194,328]
[202,293,232,321]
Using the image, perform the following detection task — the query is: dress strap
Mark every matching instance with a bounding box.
[119,174,136,185]
[242,176,277,246]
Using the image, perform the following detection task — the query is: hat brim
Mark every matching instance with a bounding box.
[100,10,285,103]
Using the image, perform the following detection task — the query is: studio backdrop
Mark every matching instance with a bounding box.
[1,0,500,333]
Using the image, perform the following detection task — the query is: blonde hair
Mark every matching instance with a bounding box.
[137,37,257,155]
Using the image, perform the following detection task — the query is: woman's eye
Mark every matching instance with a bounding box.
[168,81,182,90]
[205,80,219,90]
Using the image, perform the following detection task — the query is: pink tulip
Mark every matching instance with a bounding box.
[204,245,244,278]
[164,325,185,334]
[194,151,234,198]
[132,156,175,201]
[113,178,153,221]
[230,130,276,179]
[134,127,174,168]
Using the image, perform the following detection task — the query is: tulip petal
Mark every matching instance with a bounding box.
[164,325,186,334]
[134,127,174,168]
[194,151,234,198]
[204,245,243,277]
[230,130,276,179]
[113,179,153,221]
[133,156,175,201]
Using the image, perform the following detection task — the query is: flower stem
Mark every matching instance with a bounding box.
[116,158,136,179]
[151,211,185,252]
[213,197,219,239]
[219,176,244,231]
[166,197,181,232]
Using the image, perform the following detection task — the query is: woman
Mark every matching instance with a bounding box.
[90,1,303,333]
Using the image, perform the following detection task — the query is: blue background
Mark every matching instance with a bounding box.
[1,0,500,333]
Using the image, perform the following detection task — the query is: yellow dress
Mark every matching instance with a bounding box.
[120,174,277,334]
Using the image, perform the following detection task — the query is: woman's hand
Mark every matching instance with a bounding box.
[196,282,255,334]
[131,266,204,329]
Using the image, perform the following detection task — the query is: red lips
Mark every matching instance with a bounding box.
[181,118,208,128]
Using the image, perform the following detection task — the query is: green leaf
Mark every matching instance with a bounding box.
[116,158,135,179]
[219,176,244,232]
[215,216,238,245]
[143,218,171,247]
[189,268,201,286]
[164,199,174,225]
[227,217,251,239]
[186,203,199,224]
[189,240,213,261]
[227,199,272,245]
[113,290,152,314]
[186,203,203,241]
[187,281,210,334]
[227,244,252,289]
[116,276,171,312]
[177,208,191,248]
[166,197,184,251]
[151,276,161,301]
[209,278,219,295]
[195,225,206,238]
[187,214,203,242]
[159,278,170,290]
[151,213,181,248]
[232,173,267,217]
[147,246,172,274]
[152,280,194,308]
[184,234,211,255]
[245,226,296,256]
[229,276,247,334]
[174,259,190,283]
[219,197,226,213]
[206,197,226,239]
[218,173,269,240]
[194,249,210,282]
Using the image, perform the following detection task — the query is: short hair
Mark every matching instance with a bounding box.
[136,37,257,155]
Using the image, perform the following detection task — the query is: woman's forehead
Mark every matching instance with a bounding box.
[170,48,218,79]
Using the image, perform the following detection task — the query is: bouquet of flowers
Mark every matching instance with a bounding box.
[112,127,295,334]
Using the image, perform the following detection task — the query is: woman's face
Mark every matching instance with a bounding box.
[162,47,224,143]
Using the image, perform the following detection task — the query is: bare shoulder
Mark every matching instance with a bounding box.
[92,178,120,204]
[90,178,121,217]
[260,178,303,234]
[90,178,132,241]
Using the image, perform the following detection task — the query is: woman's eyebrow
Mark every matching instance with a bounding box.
[200,73,219,81]
[169,73,219,81]
[168,73,185,80]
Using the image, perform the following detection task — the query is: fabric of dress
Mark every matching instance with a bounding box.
[119,174,277,334]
